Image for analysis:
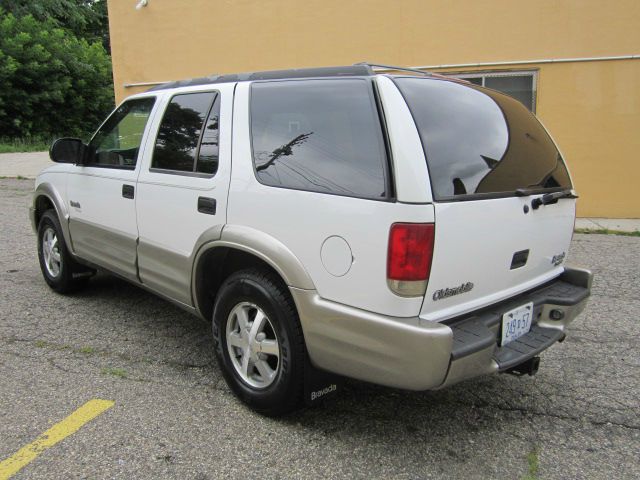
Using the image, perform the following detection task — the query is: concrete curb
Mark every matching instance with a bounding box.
[574,218,640,233]
[0,151,50,179]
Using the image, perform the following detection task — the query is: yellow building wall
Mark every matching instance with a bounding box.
[537,60,639,218]
[107,0,640,217]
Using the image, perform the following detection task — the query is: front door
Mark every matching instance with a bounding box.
[66,96,157,281]
[135,85,233,306]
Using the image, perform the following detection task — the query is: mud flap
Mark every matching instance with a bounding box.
[304,357,343,406]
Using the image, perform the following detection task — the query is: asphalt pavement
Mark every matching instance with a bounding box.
[1,177,638,479]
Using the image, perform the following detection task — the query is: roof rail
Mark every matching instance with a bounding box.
[354,62,434,76]
[354,62,473,84]
[148,65,374,92]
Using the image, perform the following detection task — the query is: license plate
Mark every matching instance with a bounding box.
[501,302,534,346]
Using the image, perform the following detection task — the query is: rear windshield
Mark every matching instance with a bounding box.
[394,77,572,201]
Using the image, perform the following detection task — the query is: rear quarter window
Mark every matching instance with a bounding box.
[394,77,572,200]
[250,79,390,199]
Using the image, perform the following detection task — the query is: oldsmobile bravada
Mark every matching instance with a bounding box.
[31,64,592,415]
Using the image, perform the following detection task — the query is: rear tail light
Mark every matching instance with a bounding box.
[387,223,435,297]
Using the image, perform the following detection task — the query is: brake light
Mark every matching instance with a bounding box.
[387,223,435,296]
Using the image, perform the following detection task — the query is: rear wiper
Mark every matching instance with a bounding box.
[531,189,578,209]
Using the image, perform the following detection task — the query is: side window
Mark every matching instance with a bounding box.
[250,79,389,199]
[88,97,156,168]
[196,95,220,175]
[152,91,219,174]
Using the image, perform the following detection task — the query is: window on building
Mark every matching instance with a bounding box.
[152,91,220,175]
[447,71,537,112]
[250,79,390,199]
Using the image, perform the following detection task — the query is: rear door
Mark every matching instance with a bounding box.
[393,77,576,322]
[135,84,233,306]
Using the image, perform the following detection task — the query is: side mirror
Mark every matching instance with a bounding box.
[49,138,88,164]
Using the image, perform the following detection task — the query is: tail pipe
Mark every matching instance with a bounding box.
[507,356,540,376]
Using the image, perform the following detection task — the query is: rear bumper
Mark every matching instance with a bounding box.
[291,267,592,390]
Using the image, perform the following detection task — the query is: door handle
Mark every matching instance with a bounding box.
[122,184,135,199]
[197,197,216,215]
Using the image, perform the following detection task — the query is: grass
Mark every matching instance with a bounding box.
[0,137,50,154]
[574,228,640,237]
[101,367,128,378]
[32,340,129,380]
[33,339,69,351]
[0,175,30,180]
[33,339,97,355]
[522,447,540,480]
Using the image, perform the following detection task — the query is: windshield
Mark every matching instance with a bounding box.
[394,77,572,200]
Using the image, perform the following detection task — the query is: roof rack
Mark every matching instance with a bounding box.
[148,65,374,92]
[145,63,465,93]
[353,62,468,84]
[354,62,434,76]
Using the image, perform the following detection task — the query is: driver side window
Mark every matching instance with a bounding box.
[88,97,156,168]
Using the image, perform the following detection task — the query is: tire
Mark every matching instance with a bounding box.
[37,210,91,293]
[212,268,306,416]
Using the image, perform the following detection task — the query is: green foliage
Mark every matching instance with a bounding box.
[0,0,109,50]
[574,228,640,237]
[0,9,114,139]
[0,136,50,153]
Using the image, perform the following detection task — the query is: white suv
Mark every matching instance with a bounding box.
[30,65,592,415]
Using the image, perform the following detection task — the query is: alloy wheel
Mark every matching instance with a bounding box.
[42,227,61,278]
[225,302,280,389]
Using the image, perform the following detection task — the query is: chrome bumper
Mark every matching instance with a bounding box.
[291,267,593,391]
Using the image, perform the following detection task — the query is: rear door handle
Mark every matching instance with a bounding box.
[197,197,216,215]
[122,184,135,199]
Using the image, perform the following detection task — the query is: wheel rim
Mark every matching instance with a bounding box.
[42,227,61,278]
[225,302,280,389]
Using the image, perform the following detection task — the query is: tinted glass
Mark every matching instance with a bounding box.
[152,92,215,172]
[250,79,388,199]
[395,78,571,200]
[88,97,155,167]
[196,94,220,175]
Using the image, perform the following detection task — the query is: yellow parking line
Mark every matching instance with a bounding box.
[0,399,114,480]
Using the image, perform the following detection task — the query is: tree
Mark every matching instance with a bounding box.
[0,10,114,139]
[0,0,110,51]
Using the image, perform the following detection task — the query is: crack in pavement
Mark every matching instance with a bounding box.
[0,335,215,371]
